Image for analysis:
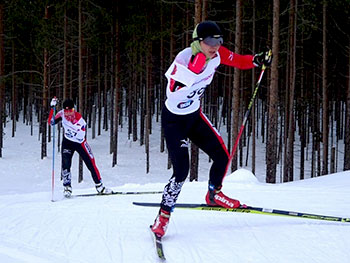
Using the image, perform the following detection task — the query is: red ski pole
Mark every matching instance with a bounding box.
[226,50,272,174]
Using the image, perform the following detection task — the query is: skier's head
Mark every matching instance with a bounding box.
[62,99,74,110]
[192,21,223,47]
[62,99,76,122]
[191,21,223,59]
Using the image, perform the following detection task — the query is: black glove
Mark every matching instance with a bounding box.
[253,49,272,68]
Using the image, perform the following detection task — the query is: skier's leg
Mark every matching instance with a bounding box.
[61,138,74,196]
[151,107,191,237]
[189,111,240,208]
[160,107,192,212]
[76,140,101,184]
[76,140,112,193]
[189,111,229,187]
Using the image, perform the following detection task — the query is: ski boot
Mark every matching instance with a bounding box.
[63,185,72,198]
[151,209,170,237]
[95,183,113,194]
[205,184,240,209]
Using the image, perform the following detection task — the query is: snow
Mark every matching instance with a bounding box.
[1,118,350,263]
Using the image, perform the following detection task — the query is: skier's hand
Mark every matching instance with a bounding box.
[50,97,58,107]
[50,118,55,126]
[188,53,206,74]
[253,49,272,68]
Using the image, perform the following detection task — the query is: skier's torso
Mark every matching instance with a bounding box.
[55,110,86,143]
[164,47,221,115]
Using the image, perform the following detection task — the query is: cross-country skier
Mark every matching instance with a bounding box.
[151,21,272,237]
[48,98,112,197]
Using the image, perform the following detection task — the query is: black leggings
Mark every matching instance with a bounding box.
[61,137,101,185]
[162,106,229,188]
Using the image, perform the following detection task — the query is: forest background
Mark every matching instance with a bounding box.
[0,0,349,184]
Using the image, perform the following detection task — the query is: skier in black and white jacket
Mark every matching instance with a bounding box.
[151,21,272,237]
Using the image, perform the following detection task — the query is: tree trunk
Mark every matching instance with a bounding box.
[112,1,120,167]
[251,0,256,174]
[160,4,165,152]
[316,74,321,177]
[103,46,108,131]
[0,3,4,157]
[195,0,202,22]
[166,4,175,170]
[109,47,114,154]
[190,0,203,181]
[92,105,96,139]
[63,1,68,100]
[266,0,279,183]
[140,55,144,146]
[145,20,151,173]
[299,1,305,180]
[97,49,102,136]
[41,6,50,159]
[322,0,329,175]
[231,0,242,172]
[12,41,16,138]
[285,0,297,182]
[78,0,84,183]
[132,36,138,142]
[344,39,350,171]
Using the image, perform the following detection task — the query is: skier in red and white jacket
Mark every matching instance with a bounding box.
[151,21,272,237]
[48,98,112,197]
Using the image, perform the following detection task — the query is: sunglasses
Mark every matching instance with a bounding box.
[203,36,223,47]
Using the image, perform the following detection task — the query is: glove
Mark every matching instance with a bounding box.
[50,97,58,107]
[188,53,206,74]
[50,118,55,126]
[253,49,272,68]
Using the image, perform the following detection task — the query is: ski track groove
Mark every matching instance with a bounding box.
[95,201,115,263]
[0,201,80,263]
[1,171,349,262]
[239,217,275,263]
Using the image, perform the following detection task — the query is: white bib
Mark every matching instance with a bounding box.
[165,47,220,115]
[58,110,86,143]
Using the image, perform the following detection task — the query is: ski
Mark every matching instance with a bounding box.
[52,191,162,202]
[149,226,166,261]
[73,190,162,197]
[133,202,350,224]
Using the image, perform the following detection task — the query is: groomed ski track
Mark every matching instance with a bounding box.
[0,171,349,263]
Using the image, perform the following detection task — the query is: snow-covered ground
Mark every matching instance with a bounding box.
[1,117,350,263]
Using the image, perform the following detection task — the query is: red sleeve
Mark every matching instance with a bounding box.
[47,108,54,124]
[74,112,82,121]
[73,112,85,129]
[218,46,255,70]
[48,110,62,125]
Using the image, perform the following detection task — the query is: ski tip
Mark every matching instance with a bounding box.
[149,226,166,261]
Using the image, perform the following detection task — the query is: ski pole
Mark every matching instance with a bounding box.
[51,105,56,202]
[226,50,272,172]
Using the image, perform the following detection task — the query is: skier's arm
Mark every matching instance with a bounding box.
[169,52,207,92]
[218,46,255,70]
[48,110,62,125]
[73,113,86,142]
[48,97,60,125]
